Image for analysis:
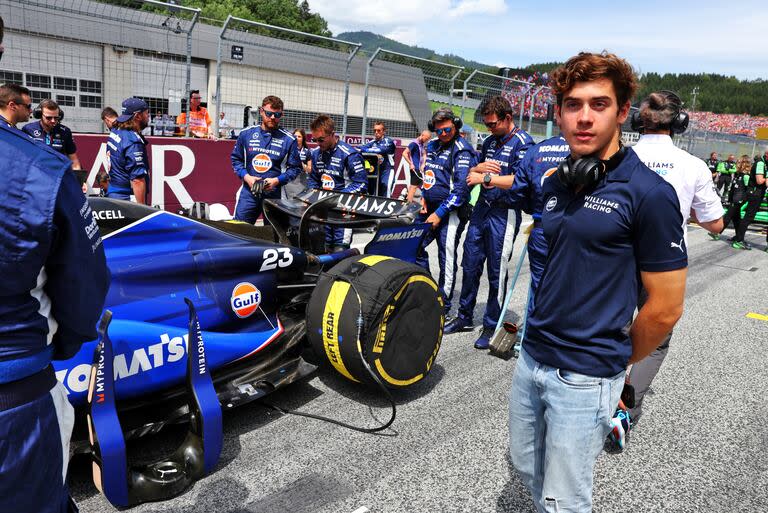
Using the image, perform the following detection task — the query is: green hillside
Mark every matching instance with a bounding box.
[336,31,496,72]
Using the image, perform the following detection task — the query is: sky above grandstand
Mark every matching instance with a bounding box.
[312,0,768,80]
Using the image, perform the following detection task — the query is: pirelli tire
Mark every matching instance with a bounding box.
[306,255,444,388]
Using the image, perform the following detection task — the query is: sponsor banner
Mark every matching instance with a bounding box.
[74,135,413,214]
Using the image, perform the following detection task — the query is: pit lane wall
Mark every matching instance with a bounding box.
[75,135,411,213]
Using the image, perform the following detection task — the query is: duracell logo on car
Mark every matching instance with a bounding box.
[92,209,127,221]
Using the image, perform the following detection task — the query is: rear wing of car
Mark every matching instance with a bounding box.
[263,189,424,256]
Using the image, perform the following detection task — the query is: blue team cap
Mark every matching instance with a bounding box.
[116,97,149,123]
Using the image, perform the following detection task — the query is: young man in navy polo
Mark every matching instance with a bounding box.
[507,52,688,513]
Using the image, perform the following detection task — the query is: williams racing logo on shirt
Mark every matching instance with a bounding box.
[252,154,273,173]
[583,194,619,214]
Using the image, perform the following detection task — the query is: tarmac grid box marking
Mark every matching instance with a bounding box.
[746,312,768,322]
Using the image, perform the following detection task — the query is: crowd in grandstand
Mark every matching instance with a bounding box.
[688,111,768,137]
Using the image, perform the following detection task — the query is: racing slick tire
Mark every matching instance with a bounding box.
[307,255,443,388]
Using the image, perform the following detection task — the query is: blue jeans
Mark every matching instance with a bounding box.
[508,348,624,513]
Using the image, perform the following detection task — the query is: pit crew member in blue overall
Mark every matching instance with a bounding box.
[308,114,367,249]
[417,108,476,315]
[106,97,150,203]
[508,52,687,513]
[358,121,396,197]
[22,99,82,172]
[0,81,110,512]
[446,96,533,349]
[471,134,571,320]
[231,95,302,223]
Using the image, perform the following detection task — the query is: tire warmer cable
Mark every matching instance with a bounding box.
[260,278,397,434]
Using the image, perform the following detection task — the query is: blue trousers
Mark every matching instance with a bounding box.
[416,204,468,312]
[234,184,281,224]
[456,205,522,328]
[0,378,75,513]
[105,188,131,201]
[508,348,624,513]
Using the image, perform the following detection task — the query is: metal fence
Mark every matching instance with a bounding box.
[675,128,766,160]
[362,49,463,139]
[214,16,360,138]
[0,0,200,134]
[460,69,553,135]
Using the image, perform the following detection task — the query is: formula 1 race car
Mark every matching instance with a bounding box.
[58,190,445,452]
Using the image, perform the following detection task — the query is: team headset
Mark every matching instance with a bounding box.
[427,110,462,132]
[32,102,64,121]
[556,146,627,188]
[629,90,689,135]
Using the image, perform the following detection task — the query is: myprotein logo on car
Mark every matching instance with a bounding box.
[231,282,262,318]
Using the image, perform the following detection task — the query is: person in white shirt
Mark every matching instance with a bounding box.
[617,90,724,437]
[218,111,230,138]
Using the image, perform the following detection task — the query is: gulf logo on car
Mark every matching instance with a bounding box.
[252,154,273,174]
[321,173,335,190]
[231,282,262,318]
[423,169,436,190]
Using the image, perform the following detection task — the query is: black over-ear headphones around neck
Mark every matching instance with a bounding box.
[33,102,64,122]
[556,146,626,188]
[630,90,688,135]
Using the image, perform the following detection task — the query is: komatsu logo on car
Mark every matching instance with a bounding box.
[57,333,189,394]
[375,228,426,242]
[231,282,262,318]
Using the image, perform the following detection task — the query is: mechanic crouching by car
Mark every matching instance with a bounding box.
[106,97,151,203]
[416,108,476,317]
[308,114,368,250]
[231,95,302,224]
[0,18,111,513]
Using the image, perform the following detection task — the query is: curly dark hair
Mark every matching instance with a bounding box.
[550,51,637,108]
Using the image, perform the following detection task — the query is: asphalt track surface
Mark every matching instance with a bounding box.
[70,218,768,513]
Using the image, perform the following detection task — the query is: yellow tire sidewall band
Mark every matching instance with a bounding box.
[322,281,359,382]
